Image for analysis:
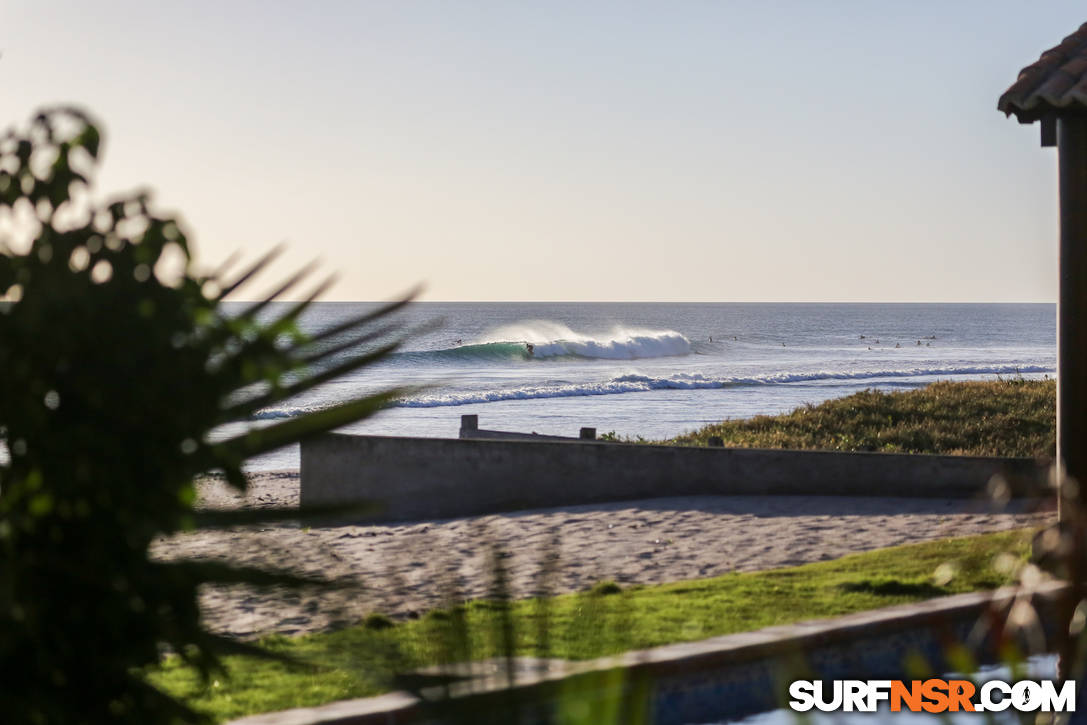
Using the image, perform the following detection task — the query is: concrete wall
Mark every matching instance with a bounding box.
[457,414,597,442]
[300,434,1046,523]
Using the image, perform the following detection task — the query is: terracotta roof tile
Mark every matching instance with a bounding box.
[999,21,1087,122]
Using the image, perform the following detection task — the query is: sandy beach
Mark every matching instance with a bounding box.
[149,471,1055,639]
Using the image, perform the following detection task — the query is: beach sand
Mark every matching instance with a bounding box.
[149,471,1054,639]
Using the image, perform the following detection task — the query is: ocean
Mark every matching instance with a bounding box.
[236,302,1056,471]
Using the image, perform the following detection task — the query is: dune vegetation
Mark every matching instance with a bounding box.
[670,379,1055,458]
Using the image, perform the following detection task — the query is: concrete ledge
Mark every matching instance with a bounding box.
[228,692,420,725]
[458,428,581,442]
[456,414,596,442]
[300,433,1047,522]
[228,581,1070,725]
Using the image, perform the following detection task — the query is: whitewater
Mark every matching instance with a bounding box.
[235,302,1056,470]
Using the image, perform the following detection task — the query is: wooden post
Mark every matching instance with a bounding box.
[1056,117,1087,686]
[461,414,479,432]
[1058,116,1087,521]
[579,427,596,440]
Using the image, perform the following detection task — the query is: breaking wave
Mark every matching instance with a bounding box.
[399,322,691,363]
[393,364,1053,408]
[247,363,1052,418]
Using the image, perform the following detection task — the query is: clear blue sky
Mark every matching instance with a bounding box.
[4,2,1083,301]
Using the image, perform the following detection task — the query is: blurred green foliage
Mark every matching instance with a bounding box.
[0,108,412,723]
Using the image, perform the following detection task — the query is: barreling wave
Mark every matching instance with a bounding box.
[397,342,536,364]
[400,322,691,362]
[394,363,1053,408]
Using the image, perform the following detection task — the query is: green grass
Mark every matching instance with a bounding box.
[149,529,1034,722]
[669,379,1055,457]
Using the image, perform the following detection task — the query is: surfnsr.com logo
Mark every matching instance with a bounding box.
[789,679,1076,713]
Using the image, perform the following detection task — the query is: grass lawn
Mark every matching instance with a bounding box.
[150,529,1034,722]
[667,378,1055,457]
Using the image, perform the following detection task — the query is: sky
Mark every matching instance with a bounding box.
[3,1,1084,302]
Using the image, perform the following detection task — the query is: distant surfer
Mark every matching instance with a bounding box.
[526,343,534,357]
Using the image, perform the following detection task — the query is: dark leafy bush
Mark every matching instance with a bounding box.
[0,108,412,723]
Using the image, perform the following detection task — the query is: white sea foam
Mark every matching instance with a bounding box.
[477,320,690,360]
[249,363,1053,418]
[393,364,1053,408]
[250,404,328,420]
